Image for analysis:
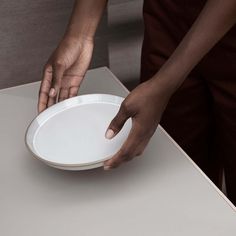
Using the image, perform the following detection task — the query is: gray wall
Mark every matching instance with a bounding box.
[108,0,143,89]
[0,0,143,90]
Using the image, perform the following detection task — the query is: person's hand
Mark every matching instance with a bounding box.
[104,78,172,170]
[38,35,94,113]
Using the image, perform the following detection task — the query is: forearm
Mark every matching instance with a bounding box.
[153,0,236,94]
[64,0,108,40]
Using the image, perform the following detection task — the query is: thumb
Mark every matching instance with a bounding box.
[105,103,130,139]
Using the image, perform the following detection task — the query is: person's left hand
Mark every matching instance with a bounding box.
[103,78,172,170]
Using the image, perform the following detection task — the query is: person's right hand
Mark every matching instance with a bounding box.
[38,35,94,113]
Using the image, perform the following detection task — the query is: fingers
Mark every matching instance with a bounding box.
[58,85,80,102]
[105,102,130,139]
[47,62,65,107]
[58,88,69,102]
[38,61,66,112]
[104,120,150,170]
[38,65,53,113]
[69,86,79,98]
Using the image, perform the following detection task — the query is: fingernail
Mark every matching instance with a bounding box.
[49,88,56,97]
[105,129,114,139]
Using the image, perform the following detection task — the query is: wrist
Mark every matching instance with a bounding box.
[143,75,174,106]
[64,31,94,43]
[150,69,183,99]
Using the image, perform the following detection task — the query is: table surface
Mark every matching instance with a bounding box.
[0,67,235,236]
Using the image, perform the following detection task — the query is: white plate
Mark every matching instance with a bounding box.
[25,94,132,170]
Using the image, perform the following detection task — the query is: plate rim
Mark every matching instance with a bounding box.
[25,93,127,168]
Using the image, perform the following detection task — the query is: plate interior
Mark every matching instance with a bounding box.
[26,94,132,167]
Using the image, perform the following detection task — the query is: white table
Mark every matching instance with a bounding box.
[0,67,235,236]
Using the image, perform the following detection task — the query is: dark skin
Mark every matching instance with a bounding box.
[38,0,107,111]
[38,36,93,111]
[38,0,236,170]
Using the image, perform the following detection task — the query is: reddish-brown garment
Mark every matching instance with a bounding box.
[141,0,236,205]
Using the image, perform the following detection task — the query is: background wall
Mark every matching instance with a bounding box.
[0,0,143,90]
[108,0,143,89]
